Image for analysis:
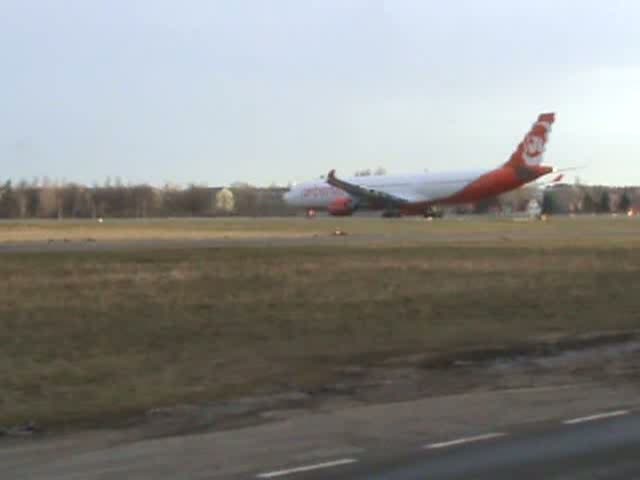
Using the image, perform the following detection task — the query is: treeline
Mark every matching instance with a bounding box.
[0,178,637,219]
[0,179,292,219]
[451,184,637,215]
[539,187,634,215]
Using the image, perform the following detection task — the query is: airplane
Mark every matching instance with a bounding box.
[284,112,563,217]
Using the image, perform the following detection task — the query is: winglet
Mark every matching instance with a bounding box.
[328,169,336,180]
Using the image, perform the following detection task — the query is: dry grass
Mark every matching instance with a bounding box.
[0,218,314,243]
[1,218,640,428]
[1,215,639,246]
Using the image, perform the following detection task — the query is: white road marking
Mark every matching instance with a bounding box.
[563,410,630,425]
[256,458,358,478]
[424,432,507,450]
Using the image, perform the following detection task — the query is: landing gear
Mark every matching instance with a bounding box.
[424,207,444,219]
[382,209,402,218]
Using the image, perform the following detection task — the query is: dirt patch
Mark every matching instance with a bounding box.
[420,331,640,369]
[91,331,640,441]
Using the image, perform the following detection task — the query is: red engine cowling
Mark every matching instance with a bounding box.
[328,197,355,216]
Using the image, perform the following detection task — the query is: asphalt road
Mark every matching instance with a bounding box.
[2,386,639,480]
[261,411,640,480]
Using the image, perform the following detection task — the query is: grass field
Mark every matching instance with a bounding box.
[1,217,640,428]
[1,215,639,245]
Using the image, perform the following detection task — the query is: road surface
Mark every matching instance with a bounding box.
[281,411,640,479]
[2,383,639,480]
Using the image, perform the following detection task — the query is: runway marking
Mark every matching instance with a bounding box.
[424,432,507,450]
[256,458,358,478]
[563,410,630,425]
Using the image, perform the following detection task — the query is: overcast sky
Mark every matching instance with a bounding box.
[2,0,640,187]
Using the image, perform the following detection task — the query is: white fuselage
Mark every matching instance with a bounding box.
[284,170,490,209]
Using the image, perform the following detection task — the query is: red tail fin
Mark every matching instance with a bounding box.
[505,113,555,168]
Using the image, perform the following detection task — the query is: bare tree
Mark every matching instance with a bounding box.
[232,184,258,216]
[15,180,29,218]
[619,191,632,213]
[38,178,58,218]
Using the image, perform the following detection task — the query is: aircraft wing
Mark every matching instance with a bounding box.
[326,170,412,208]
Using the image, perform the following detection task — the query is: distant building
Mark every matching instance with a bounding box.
[205,186,294,216]
[527,199,541,218]
[215,188,235,214]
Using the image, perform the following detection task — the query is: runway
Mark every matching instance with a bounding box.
[260,411,640,479]
[2,384,639,480]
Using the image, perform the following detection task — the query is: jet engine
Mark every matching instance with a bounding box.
[328,197,356,216]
